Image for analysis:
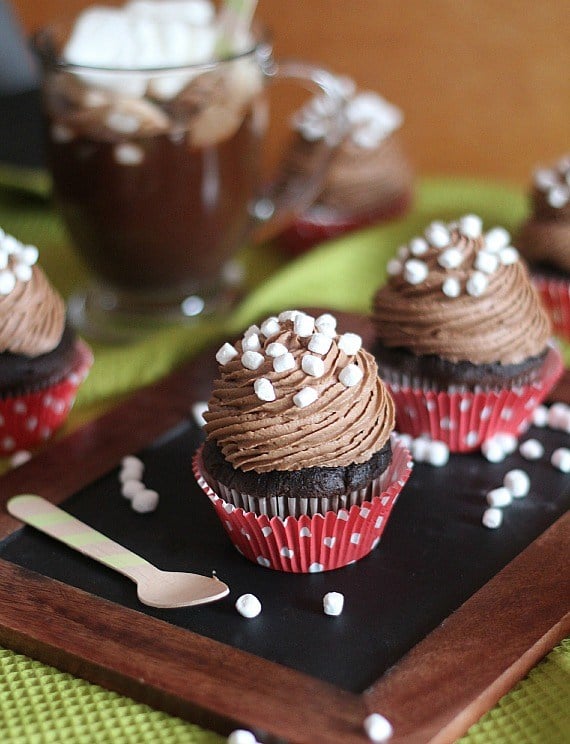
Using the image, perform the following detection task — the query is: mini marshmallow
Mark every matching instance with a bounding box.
[503,469,530,498]
[131,488,159,513]
[21,245,39,265]
[437,248,463,270]
[273,352,295,373]
[254,378,276,402]
[482,507,503,529]
[495,433,518,455]
[363,712,393,743]
[411,437,430,463]
[308,332,333,355]
[481,438,506,463]
[121,479,146,499]
[10,450,32,468]
[114,143,144,166]
[241,333,261,352]
[278,310,299,322]
[121,455,144,478]
[302,354,325,377]
[395,432,413,450]
[294,313,315,337]
[519,439,544,461]
[244,324,261,338]
[547,402,570,430]
[315,313,337,334]
[227,731,257,744]
[216,342,238,365]
[338,333,362,356]
[404,258,429,285]
[260,316,281,338]
[486,487,513,508]
[531,405,549,427]
[484,227,511,253]
[339,364,363,387]
[409,237,429,256]
[425,222,450,248]
[0,271,16,295]
[551,448,570,473]
[474,250,499,275]
[293,387,319,408]
[386,258,402,276]
[12,262,32,282]
[191,401,208,427]
[235,593,262,618]
[241,351,264,371]
[533,168,557,190]
[323,591,345,616]
[459,214,483,238]
[499,246,519,265]
[442,276,461,298]
[466,271,488,297]
[0,251,7,270]
[426,440,449,467]
[547,185,569,208]
[265,342,288,357]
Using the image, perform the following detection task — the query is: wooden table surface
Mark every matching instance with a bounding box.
[12,0,569,186]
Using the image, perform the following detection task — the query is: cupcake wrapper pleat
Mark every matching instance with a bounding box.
[0,340,93,454]
[532,275,570,342]
[385,344,563,452]
[192,436,412,573]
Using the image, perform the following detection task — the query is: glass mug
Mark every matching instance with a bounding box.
[34,21,346,341]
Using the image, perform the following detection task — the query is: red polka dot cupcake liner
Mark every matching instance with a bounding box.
[0,340,93,455]
[384,344,563,453]
[532,275,570,342]
[192,436,412,573]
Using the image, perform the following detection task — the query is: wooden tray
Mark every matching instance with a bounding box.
[0,314,568,744]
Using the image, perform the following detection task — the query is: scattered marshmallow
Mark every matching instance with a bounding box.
[254,378,276,402]
[265,342,287,358]
[481,438,506,463]
[363,712,393,742]
[337,333,362,356]
[278,309,299,322]
[531,405,549,427]
[474,250,499,275]
[273,352,296,373]
[442,276,461,298]
[293,387,319,408]
[482,507,503,529]
[499,246,519,265]
[10,450,32,468]
[339,363,363,387]
[409,237,429,256]
[426,440,450,467]
[241,351,264,371]
[241,333,261,352]
[121,455,144,480]
[323,591,345,616]
[411,437,430,463]
[131,488,159,513]
[308,332,333,355]
[121,479,146,499]
[235,593,262,618]
[486,487,513,508]
[403,258,429,285]
[315,313,337,337]
[437,248,463,270]
[191,401,208,427]
[425,222,450,248]
[495,433,518,455]
[466,271,488,297]
[216,342,238,366]
[294,313,315,337]
[227,731,258,744]
[551,448,570,473]
[503,469,531,498]
[547,403,570,430]
[302,354,325,378]
[519,439,544,461]
[484,227,511,253]
[459,214,483,238]
[260,316,280,338]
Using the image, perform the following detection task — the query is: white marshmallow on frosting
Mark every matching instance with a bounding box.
[484,227,511,253]
[241,351,264,371]
[308,332,333,355]
[302,354,325,378]
[403,258,429,285]
[216,342,238,365]
[265,342,288,358]
[293,387,319,408]
[339,363,363,388]
[459,214,483,238]
[294,313,315,337]
[337,333,362,355]
[425,222,450,248]
[272,352,295,373]
[260,317,281,338]
[254,378,276,402]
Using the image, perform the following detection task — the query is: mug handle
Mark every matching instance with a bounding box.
[249,56,348,244]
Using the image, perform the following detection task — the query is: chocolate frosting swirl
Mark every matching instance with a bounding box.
[204,318,395,472]
[373,220,551,365]
[0,264,66,356]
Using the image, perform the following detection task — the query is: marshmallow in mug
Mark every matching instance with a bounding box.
[62,0,249,99]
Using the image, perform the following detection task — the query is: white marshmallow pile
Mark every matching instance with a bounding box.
[0,227,39,297]
[293,75,403,147]
[363,712,394,743]
[118,455,159,513]
[215,312,365,409]
[235,593,262,618]
[389,215,521,299]
[533,154,570,209]
[482,468,531,529]
[397,433,449,467]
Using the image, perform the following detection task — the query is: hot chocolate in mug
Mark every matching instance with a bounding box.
[34,1,346,341]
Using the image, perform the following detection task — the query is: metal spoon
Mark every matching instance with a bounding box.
[7,494,229,609]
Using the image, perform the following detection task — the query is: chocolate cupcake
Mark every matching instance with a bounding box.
[517,154,570,341]
[371,215,562,451]
[277,79,414,255]
[0,227,92,454]
[193,310,411,572]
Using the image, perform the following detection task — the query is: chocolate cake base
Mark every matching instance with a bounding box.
[201,438,393,501]
[0,324,80,396]
[372,342,549,391]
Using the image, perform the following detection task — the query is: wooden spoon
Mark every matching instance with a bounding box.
[7,494,230,609]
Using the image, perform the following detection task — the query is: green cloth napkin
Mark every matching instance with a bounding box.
[0,175,568,743]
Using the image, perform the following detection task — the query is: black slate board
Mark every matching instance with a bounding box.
[1,419,568,693]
